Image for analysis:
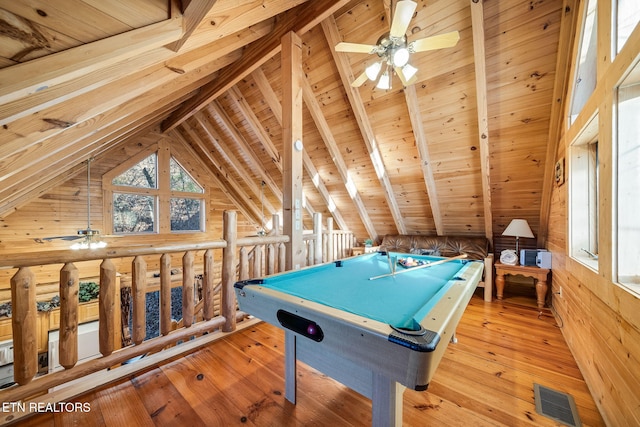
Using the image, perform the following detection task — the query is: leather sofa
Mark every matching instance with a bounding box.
[378,234,494,302]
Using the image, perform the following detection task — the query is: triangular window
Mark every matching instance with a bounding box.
[111,153,157,189]
[170,157,203,193]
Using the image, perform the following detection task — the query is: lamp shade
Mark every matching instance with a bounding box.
[502,219,534,238]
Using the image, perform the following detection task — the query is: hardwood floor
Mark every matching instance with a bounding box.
[18,292,605,426]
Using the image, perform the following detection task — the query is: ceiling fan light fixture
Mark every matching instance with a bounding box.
[400,63,418,81]
[365,61,382,81]
[376,69,391,90]
[392,47,410,67]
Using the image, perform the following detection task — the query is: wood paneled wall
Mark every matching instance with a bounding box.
[546,0,640,425]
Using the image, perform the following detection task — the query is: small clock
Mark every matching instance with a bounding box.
[500,249,518,265]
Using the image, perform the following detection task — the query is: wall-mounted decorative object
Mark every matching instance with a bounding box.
[555,157,565,186]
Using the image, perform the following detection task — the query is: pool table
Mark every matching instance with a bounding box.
[234,252,484,426]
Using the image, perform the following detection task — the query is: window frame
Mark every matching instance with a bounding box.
[103,144,207,236]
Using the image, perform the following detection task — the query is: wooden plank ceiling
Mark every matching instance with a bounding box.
[0,0,567,246]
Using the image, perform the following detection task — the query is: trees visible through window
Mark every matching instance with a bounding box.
[109,152,205,234]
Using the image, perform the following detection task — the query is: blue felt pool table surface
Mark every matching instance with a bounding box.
[251,252,472,331]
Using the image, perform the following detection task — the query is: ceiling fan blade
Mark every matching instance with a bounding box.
[351,70,369,87]
[410,31,460,52]
[390,0,417,38]
[335,42,378,54]
[37,235,83,242]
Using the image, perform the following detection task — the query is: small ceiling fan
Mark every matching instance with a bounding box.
[335,0,460,89]
[35,157,111,249]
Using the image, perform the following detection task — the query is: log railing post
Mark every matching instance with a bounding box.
[278,243,286,272]
[239,247,249,280]
[160,254,172,336]
[313,212,323,265]
[99,258,117,356]
[132,256,147,345]
[203,249,214,320]
[267,244,276,274]
[182,251,195,328]
[59,263,79,369]
[252,245,262,278]
[10,267,37,385]
[222,210,237,332]
[326,218,334,262]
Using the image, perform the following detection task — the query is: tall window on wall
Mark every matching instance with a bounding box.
[617,71,640,294]
[569,119,599,270]
[569,0,598,124]
[108,151,205,234]
[615,0,640,55]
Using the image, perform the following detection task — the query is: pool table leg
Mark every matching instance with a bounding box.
[372,373,404,427]
[285,330,297,404]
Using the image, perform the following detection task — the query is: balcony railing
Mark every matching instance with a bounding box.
[0,211,354,425]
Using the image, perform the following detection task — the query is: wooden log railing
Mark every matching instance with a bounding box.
[0,210,355,425]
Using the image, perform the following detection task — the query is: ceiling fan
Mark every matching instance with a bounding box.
[335,0,460,89]
[35,158,110,249]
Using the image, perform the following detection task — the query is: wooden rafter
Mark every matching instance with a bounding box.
[404,86,443,235]
[170,129,256,223]
[168,0,219,52]
[178,122,263,222]
[160,0,351,132]
[248,69,351,231]
[321,15,406,235]
[218,88,315,220]
[470,0,493,242]
[192,113,278,215]
[301,77,378,239]
[0,16,183,124]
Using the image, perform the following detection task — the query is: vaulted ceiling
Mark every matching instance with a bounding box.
[0,0,573,247]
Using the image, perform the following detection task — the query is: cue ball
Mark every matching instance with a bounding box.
[307,323,317,335]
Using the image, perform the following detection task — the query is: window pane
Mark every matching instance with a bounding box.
[112,153,157,189]
[617,0,640,54]
[617,82,640,289]
[570,0,598,123]
[170,198,203,232]
[570,139,599,270]
[170,157,203,193]
[113,193,155,233]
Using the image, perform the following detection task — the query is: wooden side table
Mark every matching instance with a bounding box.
[494,263,551,310]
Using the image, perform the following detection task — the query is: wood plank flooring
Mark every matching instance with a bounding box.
[17,292,605,426]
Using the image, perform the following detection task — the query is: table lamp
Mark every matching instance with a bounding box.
[502,219,534,254]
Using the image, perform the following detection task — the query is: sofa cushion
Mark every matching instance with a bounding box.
[379,234,490,260]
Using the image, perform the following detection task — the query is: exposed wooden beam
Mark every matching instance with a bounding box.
[249,69,351,231]
[226,86,281,169]
[251,68,283,125]
[168,0,219,52]
[301,75,378,239]
[470,0,493,242]
[282,31,305,270]
[161,0,351,132]
[0,95,190,217]
[179,122,263,222]
[192,113,278,216]
[0,16,183,118]
[404,86,444,235]
[208,102,283,203]
[321,15,406,235]
[221,87,315,221]
[170,129,256,223]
